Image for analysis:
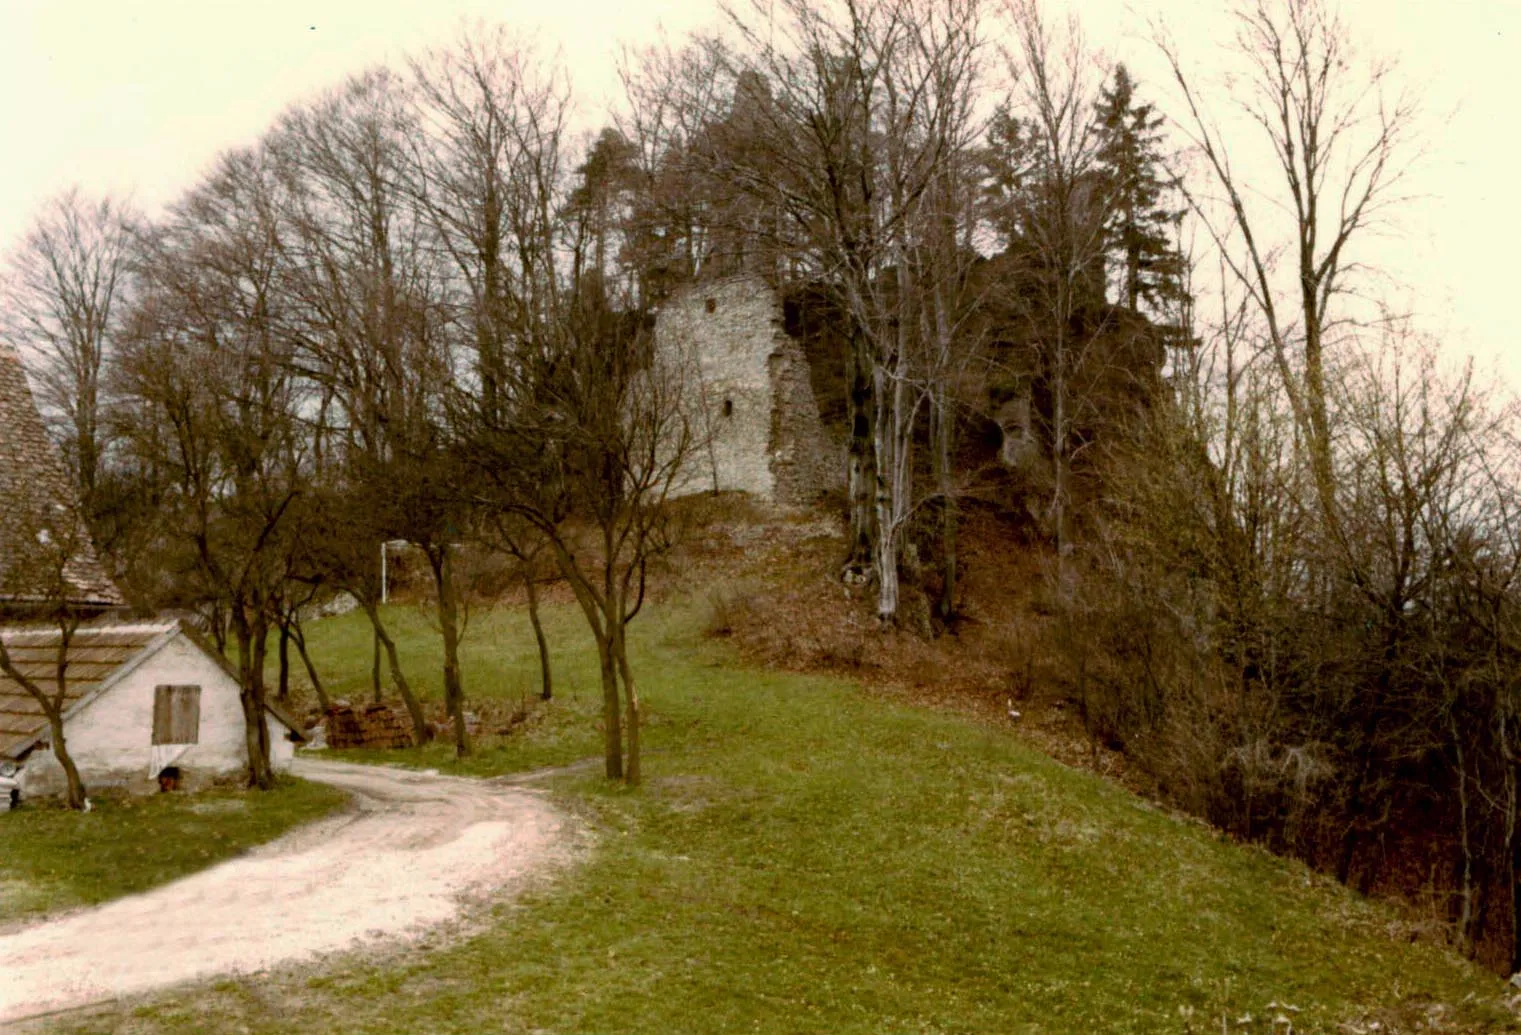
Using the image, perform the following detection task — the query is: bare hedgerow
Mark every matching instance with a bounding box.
[704,583,761,639]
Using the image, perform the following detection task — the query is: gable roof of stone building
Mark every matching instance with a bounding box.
[0,620,304,760]
[0,344,123,609]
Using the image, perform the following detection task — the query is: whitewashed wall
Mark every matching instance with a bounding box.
[21,631,294,797]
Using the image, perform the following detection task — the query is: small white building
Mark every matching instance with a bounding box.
[0,621,303,799]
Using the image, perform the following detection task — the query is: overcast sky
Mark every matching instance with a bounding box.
[1,0,1516,381]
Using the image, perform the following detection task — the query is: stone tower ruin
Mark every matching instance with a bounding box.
[655,274,837,506]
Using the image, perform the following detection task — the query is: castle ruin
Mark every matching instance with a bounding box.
[655,275,837,507]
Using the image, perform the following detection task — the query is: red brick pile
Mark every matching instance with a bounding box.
[323,703,415,749]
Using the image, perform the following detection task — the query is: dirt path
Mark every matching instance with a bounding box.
[0,758,568,1026]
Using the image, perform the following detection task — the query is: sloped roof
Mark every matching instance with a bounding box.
[0,344,123,609]
[0,620,303,760]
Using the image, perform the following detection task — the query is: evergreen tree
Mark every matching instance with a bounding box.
[1093,65,1182,313]
[567,128,641,294]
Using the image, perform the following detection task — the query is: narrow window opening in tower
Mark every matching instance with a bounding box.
[705,297,717,314]
[723,398,734,418]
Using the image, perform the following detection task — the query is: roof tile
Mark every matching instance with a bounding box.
[0,622,170,758]
[0,345,124,608]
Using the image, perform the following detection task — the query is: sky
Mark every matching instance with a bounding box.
[1,0,1517,383]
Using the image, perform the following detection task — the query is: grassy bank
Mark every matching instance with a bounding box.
[49,600,1516,1034]
[0,777,348,926]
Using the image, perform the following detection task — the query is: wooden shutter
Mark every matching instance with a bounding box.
[152,685,201,745]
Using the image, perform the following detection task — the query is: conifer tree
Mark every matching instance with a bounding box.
[1093,65,1181,313]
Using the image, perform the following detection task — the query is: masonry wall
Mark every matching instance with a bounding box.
[21,633,294,797]
[656,275,837,506]
[768,337,839,506]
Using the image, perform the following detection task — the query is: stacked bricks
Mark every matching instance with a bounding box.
[323,703,415,749]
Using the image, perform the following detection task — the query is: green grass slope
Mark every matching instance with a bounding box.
[50,601,1515,1034]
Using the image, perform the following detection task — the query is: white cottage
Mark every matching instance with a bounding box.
[0,621,303,799]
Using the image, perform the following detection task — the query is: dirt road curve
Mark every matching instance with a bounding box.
[0,758,567,1026]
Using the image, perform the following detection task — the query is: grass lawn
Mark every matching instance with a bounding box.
[0,777,348,926]
[42,600,1517,1034]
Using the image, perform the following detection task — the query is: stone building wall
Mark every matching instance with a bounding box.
[767,337,839,505]
[655,275,838,507]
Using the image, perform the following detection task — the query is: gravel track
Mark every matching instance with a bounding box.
[0,757,567,1025]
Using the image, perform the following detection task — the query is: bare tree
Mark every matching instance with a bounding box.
[456,152,698,785]
[616,33,738,295]
[116,145,306,791]
[274,69,459,751]
[0,511,99,810]
[985,1,1118,581]
[409,27,570,420]
[404,35,577,753]
[712,0,984,621]
[462,301,696,784]
[1156,0,1419,535]
[1,189,134,519]
[409,32,697,778]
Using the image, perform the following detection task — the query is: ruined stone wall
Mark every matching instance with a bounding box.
[767,337,838,506]
[656,275,838,506]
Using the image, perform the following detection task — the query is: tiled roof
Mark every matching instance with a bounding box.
[0,621,174,759]
[0,345,123,608]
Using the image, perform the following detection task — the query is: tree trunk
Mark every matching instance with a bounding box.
[523,565,553,701]
[1051,318,1072,603]
[251,615,274,787]
[277,621,291,702]
[613,619,640,786]
[1452,714,1476,956]
[46,710,87,809]
[292,620,331,711]
[235,612,275,791]
[549,542,621,780]
[0,640,89,809]
[876,527,900,621]
[371,625,382,705]
[597,633,623,780]
[1300,282,1340,542]
[874,361,893,620]
[932,386,958,624]
[844,317,876,579]
[428,545,470,757]
[360,600,431,745]
[873,341,910,624]
[1510,760,1521,973]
